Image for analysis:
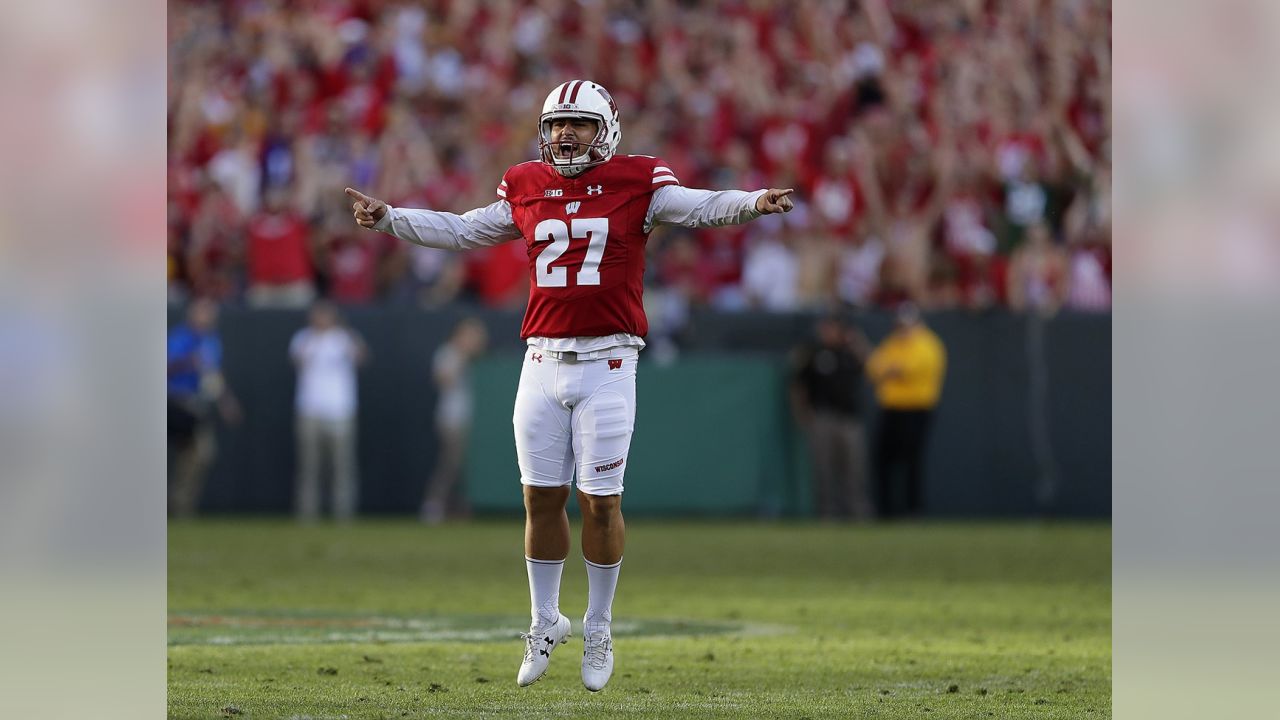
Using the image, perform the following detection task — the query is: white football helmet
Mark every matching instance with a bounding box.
[539,80,621,177]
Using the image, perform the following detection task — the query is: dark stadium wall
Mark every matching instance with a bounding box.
[173,306,1111,518]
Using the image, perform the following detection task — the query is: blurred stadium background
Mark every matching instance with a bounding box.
[168,1,1110,716]
[167,0,1110,519]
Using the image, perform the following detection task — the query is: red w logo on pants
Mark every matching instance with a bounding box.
[608,359,622,369]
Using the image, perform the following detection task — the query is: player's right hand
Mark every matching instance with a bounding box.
[345,187,388,229]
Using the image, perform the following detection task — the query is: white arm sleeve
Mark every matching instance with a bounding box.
[644,185,768,233]
[371,199,521,250]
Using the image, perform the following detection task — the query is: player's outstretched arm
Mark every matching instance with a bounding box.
[646,185,795,232]
[345,187,520,251]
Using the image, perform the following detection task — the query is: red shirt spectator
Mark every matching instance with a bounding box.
[656,235,719,306]
[247,195,312,285]
[325,232,395,304]
[185,184,244,302]
[466,240,529,309]
[811,141,864,237]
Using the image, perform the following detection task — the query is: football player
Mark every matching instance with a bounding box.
[346,80,793,691]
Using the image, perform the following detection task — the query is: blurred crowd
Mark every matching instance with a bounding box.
[169,0,1111,317]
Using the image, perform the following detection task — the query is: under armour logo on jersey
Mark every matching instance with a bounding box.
[531,352,543,363]
[586,185,603,195]
[608,359,622,369]
[566,201,581,215]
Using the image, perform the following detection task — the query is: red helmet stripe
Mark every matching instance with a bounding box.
[557,82,571,104]
[568,80,584,104]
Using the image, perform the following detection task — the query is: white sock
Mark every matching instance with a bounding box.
[526,557,564,626]
[583,557,621,637]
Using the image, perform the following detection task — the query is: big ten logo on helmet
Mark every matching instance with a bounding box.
[544,189,564,197]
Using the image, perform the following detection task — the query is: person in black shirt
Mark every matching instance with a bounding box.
[790,316,873,521]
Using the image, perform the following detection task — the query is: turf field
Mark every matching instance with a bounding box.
[169,520,1110,718]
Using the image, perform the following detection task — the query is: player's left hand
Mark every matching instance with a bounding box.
[757,188,795,214]
[346,187,388,228]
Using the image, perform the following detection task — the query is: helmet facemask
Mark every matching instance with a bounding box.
[539,111,608,177]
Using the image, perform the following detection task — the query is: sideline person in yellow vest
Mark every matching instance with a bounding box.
[865,304,946,518]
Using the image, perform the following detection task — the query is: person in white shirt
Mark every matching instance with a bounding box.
[289,301,369,521]
[741,221,801,311]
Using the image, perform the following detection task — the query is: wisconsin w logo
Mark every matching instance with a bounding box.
[565,201,581,215]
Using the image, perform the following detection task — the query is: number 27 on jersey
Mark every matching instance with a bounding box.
[533,217,608,288]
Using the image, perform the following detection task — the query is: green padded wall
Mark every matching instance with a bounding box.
[464,356,809,516]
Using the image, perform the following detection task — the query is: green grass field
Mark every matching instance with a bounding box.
[169,520,1110,719]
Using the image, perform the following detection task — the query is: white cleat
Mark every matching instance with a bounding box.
[581,630,614,692]
[517,613,571,686]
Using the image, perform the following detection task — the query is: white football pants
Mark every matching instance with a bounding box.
[513,346,638,496]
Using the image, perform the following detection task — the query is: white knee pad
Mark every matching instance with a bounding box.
[573,387,635,496]
[513,355,574,488]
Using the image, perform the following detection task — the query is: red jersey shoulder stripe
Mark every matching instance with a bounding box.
[651,158,679,185]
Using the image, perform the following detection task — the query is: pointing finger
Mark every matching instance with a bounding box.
[775,188,795,198]
[345,187,371,205]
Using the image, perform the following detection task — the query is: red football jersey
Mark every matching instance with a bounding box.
[498,155,679,339]
[247,211,312,284]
